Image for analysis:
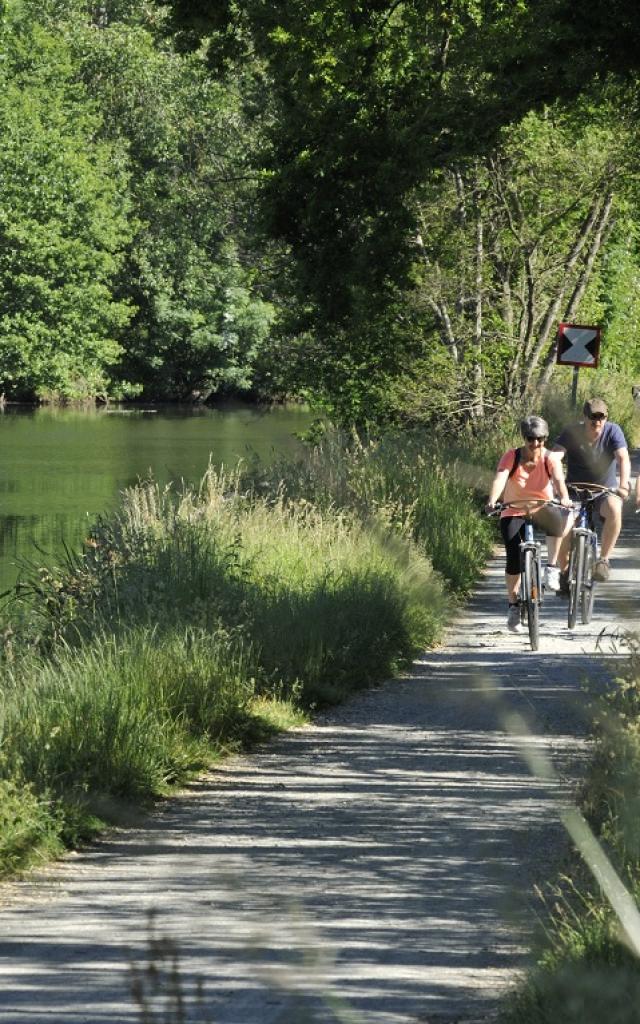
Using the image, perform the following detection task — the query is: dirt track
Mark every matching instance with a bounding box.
[0,483,638,1024]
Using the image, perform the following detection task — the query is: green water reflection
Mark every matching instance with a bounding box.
[0,403,311,592]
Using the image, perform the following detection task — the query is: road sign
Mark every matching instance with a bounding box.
[556,322,601,368]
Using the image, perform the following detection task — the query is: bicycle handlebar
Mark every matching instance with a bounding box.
[568,482,625,504]
[487,485,627,517]
[485,498,568,516]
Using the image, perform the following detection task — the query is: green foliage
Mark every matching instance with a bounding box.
[62,12,277,399]
[597,222,640,380]
[0,449,458,875]
[0,775,64,877]
[406,100,633,415]
[1,627,253,800]
[240,428,494,595]
[500,959,640,1024]
[0,16,133,399]
[581,634,640,866]
[2,0,640,419]
[10,461,449,702]
[154,1,640,427]
[0,0,279,403]
[500,632,640,1024]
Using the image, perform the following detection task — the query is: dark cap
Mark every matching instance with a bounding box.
[583,397,608,417]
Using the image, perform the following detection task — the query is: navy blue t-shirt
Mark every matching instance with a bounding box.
[554,421,627,487]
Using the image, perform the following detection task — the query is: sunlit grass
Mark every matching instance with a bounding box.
[11,467,449,704]
[0,776,65,878]
[0,451,460,873]
[1,625,252,799]
[241,428,495,594]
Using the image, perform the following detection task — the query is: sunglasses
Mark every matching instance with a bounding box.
[525,435,547,443]
[588,414,607,422]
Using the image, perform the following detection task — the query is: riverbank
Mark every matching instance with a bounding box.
[0,435,493,879]
[0,401,312,594]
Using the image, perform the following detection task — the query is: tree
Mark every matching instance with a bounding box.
[156,1,640,325]
[403,101,632,419]
[0,13,133,400]
[62,8,277,399]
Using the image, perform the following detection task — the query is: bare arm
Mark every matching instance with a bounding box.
[635,473,640,509]
[548,454,571,505]
[615,447,630,496]
[486,468,510,508]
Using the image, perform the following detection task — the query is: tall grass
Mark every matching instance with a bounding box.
[13,468,447,704]
[0,625,259,864]
[500,632,640,1022]
[1,627,253,802]
[241,429,495,594]
[0,776,65,878]
[0,456,456,872]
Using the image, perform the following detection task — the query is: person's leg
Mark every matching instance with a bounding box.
[546,513,573,565]
[500,517,524,627]
[546,535,561,564]
[599,494,622,561]
[546,504,575,572]
[533,505,571,587]
[557,530,571,572]
[506,572,520,602]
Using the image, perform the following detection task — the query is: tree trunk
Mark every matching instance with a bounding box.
[521,193,606,396]
[471,209,485,420]
[536,193,614,393]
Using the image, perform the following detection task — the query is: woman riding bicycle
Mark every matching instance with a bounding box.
[485,415,573,633]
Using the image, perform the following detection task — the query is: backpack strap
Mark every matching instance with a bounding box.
[508,447,552,480]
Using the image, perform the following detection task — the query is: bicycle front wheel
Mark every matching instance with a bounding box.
[523,548,540,651]
[567,533,586,630]
[581,538,596,624]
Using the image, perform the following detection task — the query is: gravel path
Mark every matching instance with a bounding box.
[0,490,638,1024]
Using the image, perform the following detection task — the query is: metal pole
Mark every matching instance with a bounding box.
[571,366,579,409]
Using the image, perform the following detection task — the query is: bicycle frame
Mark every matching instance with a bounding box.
[567,491,599,628]
[519,516,544,648]
[488,497,564,651]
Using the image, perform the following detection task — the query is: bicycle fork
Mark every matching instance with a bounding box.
[571,525,597,580]
[519,524,543,617]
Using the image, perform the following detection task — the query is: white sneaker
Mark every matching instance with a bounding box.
[507,603,522,633]
[544,564,561,591]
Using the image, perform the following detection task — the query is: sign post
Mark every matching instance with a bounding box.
[556,323,601,409]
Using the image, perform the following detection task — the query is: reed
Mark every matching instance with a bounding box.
[241,428,495,595]
[10,466,448,704]
[1,626,253,805]
[0,421,504,883]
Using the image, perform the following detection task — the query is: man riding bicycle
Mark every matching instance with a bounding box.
[486,415,572,633]
[553,397,630,584]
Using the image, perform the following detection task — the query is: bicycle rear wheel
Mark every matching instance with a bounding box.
[580,537,596,624]
[567,533,586,630]
[523,548,540,651]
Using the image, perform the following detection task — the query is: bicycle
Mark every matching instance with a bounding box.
[566,482,623,630]
[488,498,563,651]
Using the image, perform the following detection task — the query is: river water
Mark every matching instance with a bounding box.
[0,403,311,594]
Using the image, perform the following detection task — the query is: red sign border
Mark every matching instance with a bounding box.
[556,322,601,369]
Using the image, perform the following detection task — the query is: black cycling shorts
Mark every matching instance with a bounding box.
[500,506,567,576]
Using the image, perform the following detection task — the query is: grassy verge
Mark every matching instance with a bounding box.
[1,434,492,878]
[499,631,640,1023]
[241,427,494,594]
[0,626,306,874]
